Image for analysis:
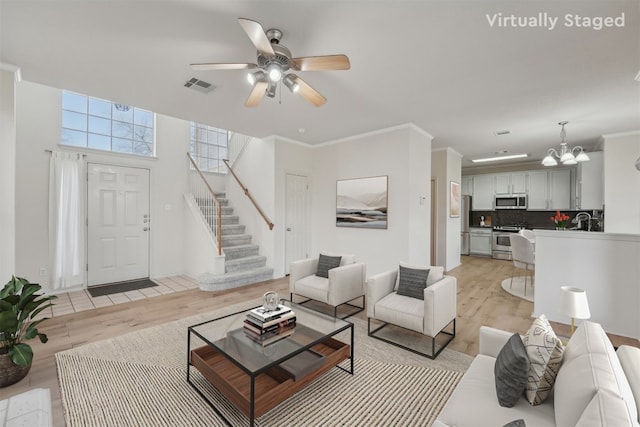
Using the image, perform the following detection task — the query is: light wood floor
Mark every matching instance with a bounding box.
[3,256,638,425]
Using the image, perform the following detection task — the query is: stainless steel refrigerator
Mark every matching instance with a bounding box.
[460,195,471,255]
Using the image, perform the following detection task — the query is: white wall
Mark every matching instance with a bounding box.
[603,131,640,234]
[274,137,313,277]
[225,136,276,274]
[0,68,17,282]
[431,147,462,271]
[15,80,193,291]
[309,125,432,277]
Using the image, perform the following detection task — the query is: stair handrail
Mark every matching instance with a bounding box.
[223,159,274,230]
[187,152,223,255]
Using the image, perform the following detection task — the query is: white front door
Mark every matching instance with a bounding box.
[285,173,309,274]
[87,164,150,286]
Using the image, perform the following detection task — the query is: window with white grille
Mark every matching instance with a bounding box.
[61,91,155,157]
[190,123,228,173]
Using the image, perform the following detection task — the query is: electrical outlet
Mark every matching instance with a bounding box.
[39,268,46,277]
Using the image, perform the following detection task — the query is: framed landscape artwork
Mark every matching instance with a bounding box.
[450,181,460,217]
[336,176,388,229]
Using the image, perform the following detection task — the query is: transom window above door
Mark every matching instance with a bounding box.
[61,91,155,157]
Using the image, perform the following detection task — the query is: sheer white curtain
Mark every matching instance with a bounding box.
[49,151,85,290]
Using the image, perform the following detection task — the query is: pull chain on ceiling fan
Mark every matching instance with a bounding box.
[190,18,350,107]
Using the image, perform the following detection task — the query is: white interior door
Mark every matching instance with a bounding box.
[285,173,309,274]
[87,164,150,286]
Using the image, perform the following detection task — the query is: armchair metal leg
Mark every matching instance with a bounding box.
[290,293,365,319]
[367,317,456,360]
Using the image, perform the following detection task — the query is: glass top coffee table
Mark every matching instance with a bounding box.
[187,300,354,427]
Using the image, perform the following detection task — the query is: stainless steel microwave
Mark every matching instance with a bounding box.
[494,195,527,210]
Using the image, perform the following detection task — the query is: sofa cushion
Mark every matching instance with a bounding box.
[295,275,328,303]
[494,333,530,408]
[374,292,424,333]
[522,315,564,405]
[436,354,555,426]
[396,265,430,300]
[558,321,638,424]
[315,254,341,278]
[617,345,640,423]
[394,263,444,290]
[574,388,635,427]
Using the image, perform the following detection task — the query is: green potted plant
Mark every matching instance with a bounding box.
[0,276,56,387]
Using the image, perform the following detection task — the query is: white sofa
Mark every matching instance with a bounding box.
[436,321,640,427]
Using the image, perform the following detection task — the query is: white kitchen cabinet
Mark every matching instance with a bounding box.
[469,227,492,256]
[461,175,473,196]
[575,151,604,210]
[549,169,571,210]
[494,173,527,195]
[526,169,570,210]
[472,174,494,210]
[527,171,549,210]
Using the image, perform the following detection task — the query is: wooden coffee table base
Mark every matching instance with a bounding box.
[189,338,351,424]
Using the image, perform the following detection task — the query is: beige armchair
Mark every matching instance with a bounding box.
[367,264,457,359]
[289,253,366,318]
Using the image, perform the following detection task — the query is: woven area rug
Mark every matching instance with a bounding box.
[501,277,534,302]
[56,300,470,426]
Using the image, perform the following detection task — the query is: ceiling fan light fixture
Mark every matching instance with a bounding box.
[283,74,299,93]
[247,70,266,86]
[266,81,277,98]
[267,63,282,82]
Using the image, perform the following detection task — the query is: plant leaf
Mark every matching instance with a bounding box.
[38,333,48,344]
[9,343,33,366]
[0,310,19,333]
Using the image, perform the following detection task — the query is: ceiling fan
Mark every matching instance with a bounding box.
[191,18,350,107]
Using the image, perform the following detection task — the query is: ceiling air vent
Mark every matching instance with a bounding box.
[184,77,215,94]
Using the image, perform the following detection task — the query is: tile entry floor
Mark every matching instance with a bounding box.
[40,276,199,318]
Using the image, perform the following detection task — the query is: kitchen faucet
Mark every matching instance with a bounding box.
[573,212,592,231]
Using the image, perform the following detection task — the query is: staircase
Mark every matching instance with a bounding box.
[195,193,274,291]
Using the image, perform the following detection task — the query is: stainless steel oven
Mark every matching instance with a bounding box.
[492,226,523,260]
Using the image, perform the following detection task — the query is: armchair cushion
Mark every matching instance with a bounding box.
[295,275,329,302]
[396,265,430,300]
[394,262,444,290]
[315,254,342,278]
[373,291,424,333]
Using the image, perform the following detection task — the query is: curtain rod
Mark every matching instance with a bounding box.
[44,149,87,158]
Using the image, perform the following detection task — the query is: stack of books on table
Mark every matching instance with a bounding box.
[244,304,297,346]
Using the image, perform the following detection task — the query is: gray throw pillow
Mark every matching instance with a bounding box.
[396,265,430,300]
[503,420,526,427]
[494,333,530,408]
[315,254,342,278]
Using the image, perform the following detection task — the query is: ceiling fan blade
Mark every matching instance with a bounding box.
[245,81,268,107]
[290,55,351,71]
[293,76,327,107]
[190,63,257,71]
[238,18,275,57]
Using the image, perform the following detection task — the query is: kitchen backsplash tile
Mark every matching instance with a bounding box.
[470,209,603,230]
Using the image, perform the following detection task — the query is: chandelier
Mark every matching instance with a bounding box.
[542,121,589,166]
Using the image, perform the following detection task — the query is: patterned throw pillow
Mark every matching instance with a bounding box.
[522,314,564,405]
[494,333,530,407]
[396,265,430,300]
[315,254,342,278]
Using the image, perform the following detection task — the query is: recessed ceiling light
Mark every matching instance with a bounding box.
[298,128,306,134]
[471,153,528,163]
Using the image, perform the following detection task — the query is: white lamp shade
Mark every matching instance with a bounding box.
[560,151,575,163]
[542,155,557,166]
[575,151,590,162]
[560,286,591,319]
